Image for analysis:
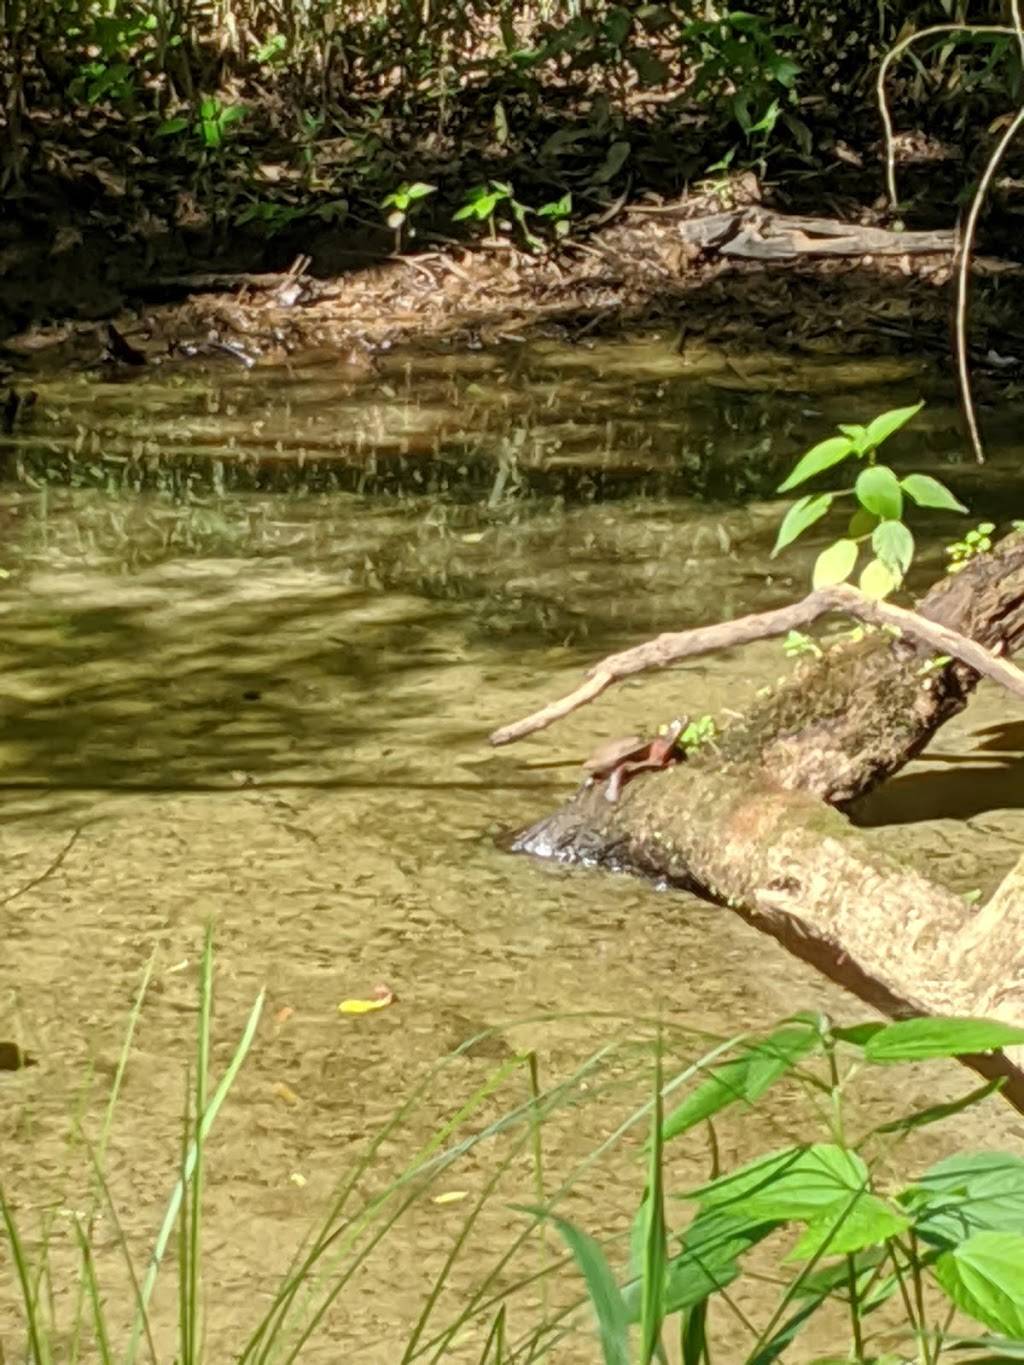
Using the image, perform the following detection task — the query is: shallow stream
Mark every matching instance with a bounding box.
[2,332,1023,1361]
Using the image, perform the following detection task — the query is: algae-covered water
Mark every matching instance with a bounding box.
[1,334,1023,1361]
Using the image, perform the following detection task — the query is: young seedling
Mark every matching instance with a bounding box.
[380,181,436,252]
[772,400,969,599]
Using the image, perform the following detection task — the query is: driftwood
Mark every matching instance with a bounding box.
[624,208,957,260]
[496,534,1024,1078]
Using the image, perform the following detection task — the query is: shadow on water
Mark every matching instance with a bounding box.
[853,755,1024,827]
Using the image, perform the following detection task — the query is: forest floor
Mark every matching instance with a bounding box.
[4,166,1024,396]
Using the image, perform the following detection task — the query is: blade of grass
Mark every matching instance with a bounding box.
[178,1070,193,1365]
[71,1216,114,1365]
[70,951,155,1360]
[525,1051,550,1328]
[124,978,265,1365]
[275,1051,538,1365]
[0,1186,52,1365]
[245,1043,547,1363]
[640,1037,666,1365]
[400,1122,542,1365]
[478,1304,507,1364]
[679,1300,708,1365]
[415,1035,740,1362]
[79,1136,159,1364]
[186,925,215,1365]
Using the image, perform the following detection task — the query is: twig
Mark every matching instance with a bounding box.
[488,584,1024,747]
[0,825,85,907]
[955,30,1024,462]
[877,24,1014,211]
[876,17,1024,465]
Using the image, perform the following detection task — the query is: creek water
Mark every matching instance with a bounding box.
[1,333,1023,1361]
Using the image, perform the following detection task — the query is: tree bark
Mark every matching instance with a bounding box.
[503,533,1024,1076]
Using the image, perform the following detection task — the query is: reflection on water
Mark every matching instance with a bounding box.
[1,333,1023,1359]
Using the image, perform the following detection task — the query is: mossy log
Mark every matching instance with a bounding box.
[506,533,1024,1061]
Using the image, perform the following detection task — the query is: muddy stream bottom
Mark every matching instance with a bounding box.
[2,334,1024,1362]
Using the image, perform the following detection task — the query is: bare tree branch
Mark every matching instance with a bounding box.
[489,583,1024,747]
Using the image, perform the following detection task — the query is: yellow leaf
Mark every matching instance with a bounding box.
[432,1191,469,1205]
[272,1081,301,1106]
[338,994,394,1015]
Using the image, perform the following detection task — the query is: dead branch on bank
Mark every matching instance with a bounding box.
[490,582,1024,747]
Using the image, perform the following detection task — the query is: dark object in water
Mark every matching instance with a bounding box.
[1,387,37,434]
[0,1040,36,1071]
[102,322,147,366]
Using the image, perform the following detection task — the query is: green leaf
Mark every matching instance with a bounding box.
[907,1153,1024,1249]
[847,506,879,538]
[543,1215,630,1365]
[218,103,246,127]
[665,1210,774,1310]
[155,116,190,136]
[812,538,857,588]
[831,1021,886,1048]
[772,493,832,556]
[788,1193,909,1261]
[639,1051,666,1362]
[623,1208,776,1321]
[626,47,669,85]
[592,140,632,184]
[662,1023,822,1140]
[865,1017,1024,1063]
[863,400,924,450]
[858,558,898,599]
[688,1144,869,1222]
[935,1232,1024,1337]
[868,1078,1005,1138]
[838,423,870,454]
[405,181,436,201]
[777,437,853,492]
[872,520,915,577]
[537,192,572,218]
[855,465,903,519]
[901,473,968,513]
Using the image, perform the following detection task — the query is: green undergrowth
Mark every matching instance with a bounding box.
[3,931,1024,1363]
[5,1,1023,251]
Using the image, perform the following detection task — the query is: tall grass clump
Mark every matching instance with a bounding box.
[3,934,1024,1363]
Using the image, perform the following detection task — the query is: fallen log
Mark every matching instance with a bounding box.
[495,532,1024,1076]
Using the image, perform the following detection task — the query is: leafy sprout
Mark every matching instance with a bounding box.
[772,402,969,599]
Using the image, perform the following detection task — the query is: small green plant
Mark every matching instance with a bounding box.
[782,629,823,659]
[156,98,246,150]
[197,96,245,149]
[946,521,996,573]
[918,653,953,676]
[773,401,968,599]
[453,180,512,237]
[536,191,573,239]
[542,1012,1024,1365]
[380,180,436,251]
[452,181,544,249]
[678,714,717,753]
